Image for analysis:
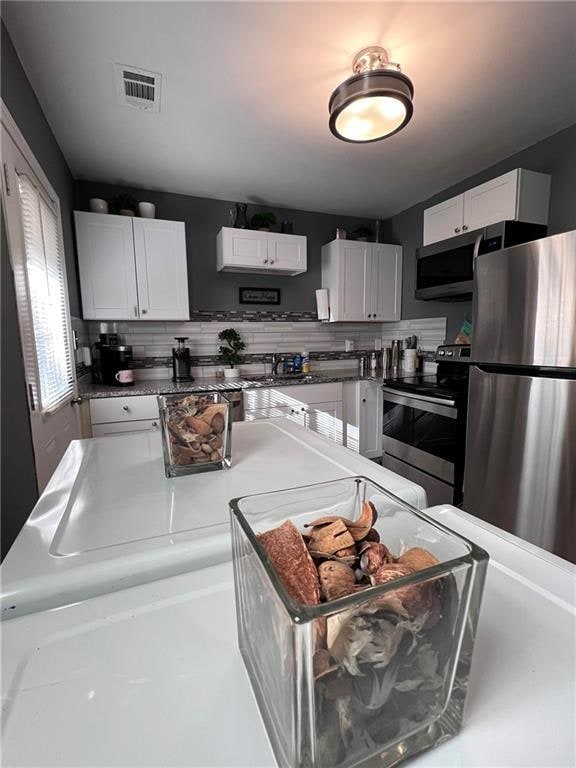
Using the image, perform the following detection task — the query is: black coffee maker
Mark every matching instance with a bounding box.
[172,337,193,382]
[93,334,133,386]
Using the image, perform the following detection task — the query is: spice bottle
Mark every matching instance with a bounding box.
[301,351,310,374]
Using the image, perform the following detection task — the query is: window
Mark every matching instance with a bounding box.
[15,173,74,412]
[2,122,74,417]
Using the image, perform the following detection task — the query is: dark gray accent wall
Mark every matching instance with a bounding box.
[383,124,576,340]
[1,20,77,557]
[75,181,373,312]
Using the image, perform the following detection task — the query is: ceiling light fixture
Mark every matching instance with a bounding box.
[329,46,414,143]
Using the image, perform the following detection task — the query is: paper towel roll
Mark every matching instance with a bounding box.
[316,289,330,320]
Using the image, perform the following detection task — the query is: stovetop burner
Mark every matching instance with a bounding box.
[383,345,472,402]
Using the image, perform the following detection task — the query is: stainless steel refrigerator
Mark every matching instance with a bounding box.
[464,229,576,563]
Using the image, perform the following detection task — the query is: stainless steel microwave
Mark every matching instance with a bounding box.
[415,220,547,300]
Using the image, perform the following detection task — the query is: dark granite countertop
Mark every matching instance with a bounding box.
[78,369,387,399]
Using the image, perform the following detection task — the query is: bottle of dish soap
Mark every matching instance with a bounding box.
[301,350,310,374]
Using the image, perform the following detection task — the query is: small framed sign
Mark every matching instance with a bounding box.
[239,287,281,305]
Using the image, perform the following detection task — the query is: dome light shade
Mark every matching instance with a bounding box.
[329,47,414,143]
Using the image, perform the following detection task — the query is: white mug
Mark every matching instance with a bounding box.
[115,369,134,384]
[138,202,156,219]
[89,198,108,214]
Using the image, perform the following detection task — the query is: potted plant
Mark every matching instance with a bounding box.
[218,328,246,379]
[350,226,374,242]
[250,212,277,232]
[108,194,139,216]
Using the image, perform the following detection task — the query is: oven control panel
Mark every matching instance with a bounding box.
[435,344,471,363]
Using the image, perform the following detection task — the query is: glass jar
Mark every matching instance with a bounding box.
[158,392,232,478]
[230,476,488,768]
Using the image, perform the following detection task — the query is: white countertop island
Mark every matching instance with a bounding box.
[1,420,426,617]
[1,421,574,768]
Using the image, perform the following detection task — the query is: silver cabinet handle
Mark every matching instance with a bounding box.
[134,307,138,317]
[462,225,468,231]
[455,227,461,233]
[122,405,130,411]
[472,233,484,272]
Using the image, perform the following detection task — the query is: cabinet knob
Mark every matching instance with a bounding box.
[263,259,268,264]
[122,405,130,412]
[301,407,306,412]
[462,225,468,231]
[455,227,461,233]
[152,421,158,427]
[362,398,367,403]
[269,259,275,265]
[141,309,148,315]
[71,396,83,406]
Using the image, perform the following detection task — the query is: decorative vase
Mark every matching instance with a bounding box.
[281,220,294,234]
[138,202,156,219]
[224,367,240,379]
[89,198,108,214]
[234,203,248,229]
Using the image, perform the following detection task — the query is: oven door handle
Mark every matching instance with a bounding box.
[382,386,457,415]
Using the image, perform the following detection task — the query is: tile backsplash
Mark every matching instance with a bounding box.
[84,315,447,379]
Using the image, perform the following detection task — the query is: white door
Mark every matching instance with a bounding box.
[370,244,402,321]
[423,194,464,245]
[267,233,306,273]
[359,382,383,458]
[220,227,269,269]
[340,242,369,321]
[463,170,518,231]
[74,212,138,320]
[304,402,343,444]
[132,219,189,320]
[2,118,81,493]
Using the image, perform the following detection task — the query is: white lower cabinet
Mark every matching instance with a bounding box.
[89,395,161,437]
[343,380,383,458]
[243,383,343,444]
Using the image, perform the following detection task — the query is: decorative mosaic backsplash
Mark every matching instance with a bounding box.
[81,315,447,378]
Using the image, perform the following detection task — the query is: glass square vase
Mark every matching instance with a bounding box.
[158,392,232,478]
[230,476,488,768]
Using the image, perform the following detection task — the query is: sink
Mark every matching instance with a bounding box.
[249,374,318,385]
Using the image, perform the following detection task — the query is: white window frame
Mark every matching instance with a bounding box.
[1,99,76,416]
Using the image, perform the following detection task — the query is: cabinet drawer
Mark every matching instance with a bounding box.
[244,382,342,411]
[92,419,160,437]
[90,395,159,424]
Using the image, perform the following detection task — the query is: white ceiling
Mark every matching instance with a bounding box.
[3,1,576,218]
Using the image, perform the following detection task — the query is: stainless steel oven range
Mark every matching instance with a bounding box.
[381,345,471,506]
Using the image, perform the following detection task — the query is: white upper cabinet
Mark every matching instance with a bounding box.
[132,219,188,320]
[75,212,189,321]
[217,227,307,275]
[75,213,139,320]
[321,240,402,323]
[422,195,465,245]
[423,168,551,246]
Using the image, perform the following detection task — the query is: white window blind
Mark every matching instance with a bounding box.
[16,172,74,413]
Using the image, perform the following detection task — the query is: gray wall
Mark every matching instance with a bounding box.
[1,20,77,557]
[75,181,373,312]
[383,123,576,340]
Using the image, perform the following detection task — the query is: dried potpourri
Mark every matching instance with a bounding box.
[258,502,458,766]
[165,394,227,466]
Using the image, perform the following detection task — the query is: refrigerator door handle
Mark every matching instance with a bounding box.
[472,233,484,271]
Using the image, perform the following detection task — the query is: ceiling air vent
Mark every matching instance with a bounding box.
[115,64,162,112]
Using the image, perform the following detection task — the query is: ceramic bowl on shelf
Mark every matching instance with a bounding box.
[138,201,156,218]
[230,476,488,768]
[89,198,108,214]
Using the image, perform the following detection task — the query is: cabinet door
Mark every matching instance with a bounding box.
[75,212,138,320]
[267,234,307,274]
[340,242,370,321]
[359,382,383,458]
[304,402,343,444]
[463,170,518,231]
[423,195,464,245]
[133,219,189,320]
[218,227,269,269]
[369,245,402,321]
